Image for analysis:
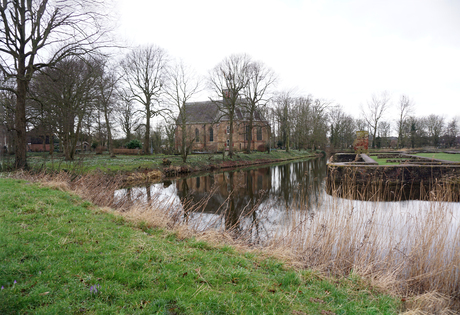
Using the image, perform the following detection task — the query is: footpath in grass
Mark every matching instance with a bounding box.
[0,179,399,314]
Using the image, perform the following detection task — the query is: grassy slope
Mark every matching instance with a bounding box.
[20,150,315,174]
[0,179,399,314]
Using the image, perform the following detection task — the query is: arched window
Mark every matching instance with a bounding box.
[257,126,262,141]
[209,127,214,142]
[195,128,199,142]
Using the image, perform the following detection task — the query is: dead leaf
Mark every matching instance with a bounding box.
[39,291,50,296]
[309,297,325,304]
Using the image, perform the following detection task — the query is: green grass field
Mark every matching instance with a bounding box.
[415,152,460,162]
[369,152,460,165]
[0,179,399,314]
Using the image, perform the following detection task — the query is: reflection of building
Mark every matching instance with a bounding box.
[175,96,270,152]
[176,168,271,215]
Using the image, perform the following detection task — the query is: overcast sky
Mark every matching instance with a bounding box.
[115,0,460,121]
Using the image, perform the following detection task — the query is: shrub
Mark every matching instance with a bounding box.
[257,144,266,152]
[126,139,142,149]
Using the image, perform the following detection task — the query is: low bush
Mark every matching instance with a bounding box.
[125,139,142,149]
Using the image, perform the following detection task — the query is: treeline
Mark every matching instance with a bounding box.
[1,48,459,166]
[0,1,458,169]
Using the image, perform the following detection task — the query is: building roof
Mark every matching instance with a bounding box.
[179,101,220,124]
[177,99,267,125]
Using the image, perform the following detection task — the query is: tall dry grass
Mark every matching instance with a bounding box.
[266,178,460,314]
[11,170,460,313]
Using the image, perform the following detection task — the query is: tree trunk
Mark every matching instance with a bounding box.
[103,108,115,157]
[181,118,187,163]
[229,116,234,158]
[246,114,254,154]
[144,106,151,155]
[15,71,28,169]
[49,135,54,156]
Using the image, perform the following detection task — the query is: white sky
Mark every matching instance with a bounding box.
[115,0,460,122]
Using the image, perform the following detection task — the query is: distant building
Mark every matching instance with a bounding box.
[27,125,53,152]
[175,97,270,153]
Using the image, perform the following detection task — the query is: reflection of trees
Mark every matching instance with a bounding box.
[145,183,151,203]
[175,168,271,233]
[269,159,326,210]
[225,172,238,231]
[174,159,327,238]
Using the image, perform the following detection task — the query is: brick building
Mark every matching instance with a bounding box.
[175,100,270,153]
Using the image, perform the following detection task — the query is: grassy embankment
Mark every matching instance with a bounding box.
[11,150,316,175]
[0,178,399,314]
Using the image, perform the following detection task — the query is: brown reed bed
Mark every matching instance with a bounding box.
[8,170,460,314]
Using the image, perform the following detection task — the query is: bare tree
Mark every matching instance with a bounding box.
[163,119,176,154]
[272,91,294,152]
[426,114,445,148]
[361,91,391,149]
[309,98,330,151]
[329,105,356,150]
[95,60,119,157]
[0,79,16,154]
[407,116,427,148]
[291,96,312,150]
[396,95,414,148]
[31,57,100,160]
[116,94,139,143]
[0,0,112,168]
[445,117,459,148]
[164,60,201,162]
[241,61,277,153]
[121,45,169,155]
[208,54,251,158]
[377,121,392,148]
[355,118,368,132]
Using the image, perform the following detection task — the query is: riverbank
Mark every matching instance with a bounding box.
[0,178,399,314]
[15,150,319,177]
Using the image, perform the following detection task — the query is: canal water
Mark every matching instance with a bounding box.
[116,158,460,243]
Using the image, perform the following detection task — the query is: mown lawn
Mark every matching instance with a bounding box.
[415,152,460,162]
[369,152,460,165]
[0,179,399,314]
[367,156,402,166]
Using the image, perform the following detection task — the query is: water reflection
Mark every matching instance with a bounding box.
[115,158,460,243]
[116,158,326,239]
[172,158,327,238]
